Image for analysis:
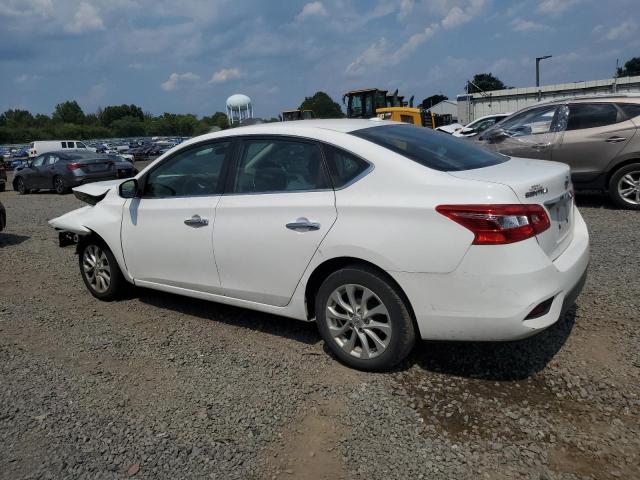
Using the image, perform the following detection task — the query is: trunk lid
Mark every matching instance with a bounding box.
[448,157,574,260]
[77,158,114,173]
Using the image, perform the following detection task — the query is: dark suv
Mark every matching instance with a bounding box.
[477,95,640,209]
[0,160,6,192]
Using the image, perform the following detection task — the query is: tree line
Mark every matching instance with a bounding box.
[0,101,231,144]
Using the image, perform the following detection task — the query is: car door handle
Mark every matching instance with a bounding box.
[605,136,627,143]
[533,142,551,149]
[286,217,320,232]
[184,215,209,227]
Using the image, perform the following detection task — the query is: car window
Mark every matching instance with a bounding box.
[143,142,229,198]
[351,124,507,172]
[76,142,87,149]
[322,144,370,188]
[234,139,329,193]
[45,155,58,166]
[618,103,640,120]
[498,106,558,137]
[32,155,46,167]
[566,103,621,130]
[472,118,497,132]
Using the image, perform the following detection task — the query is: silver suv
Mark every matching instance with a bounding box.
[477,95,640,209]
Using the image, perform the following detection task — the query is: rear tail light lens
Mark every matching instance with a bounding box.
[66,162,82,171]
[436,204,550,245]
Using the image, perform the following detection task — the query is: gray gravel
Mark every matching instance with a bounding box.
[0,173,638,480]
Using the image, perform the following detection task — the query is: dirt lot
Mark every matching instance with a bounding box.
[1,169,638,480]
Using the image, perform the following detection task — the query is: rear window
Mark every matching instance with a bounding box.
[618,103,640,120]
[350,124,507,171]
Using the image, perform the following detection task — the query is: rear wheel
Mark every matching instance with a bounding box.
[15,177,29,195]
[79,241,124,300]
[53,175,68,195]
[609,163,640,210]
[315,266,415,371]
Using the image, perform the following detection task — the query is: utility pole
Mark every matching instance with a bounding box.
[536,55,552,87]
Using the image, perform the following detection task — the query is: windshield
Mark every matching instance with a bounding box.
[351,124,507,171]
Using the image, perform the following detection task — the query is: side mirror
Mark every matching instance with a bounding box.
[119,178,138,198]
[484,128,508,142]
[461,127,476,134]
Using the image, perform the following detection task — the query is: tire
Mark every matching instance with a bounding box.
[78,240,125,301]
[315,265,416,371]
[609,163,640,210]
[53,175,68,195]
[15,177,29,195]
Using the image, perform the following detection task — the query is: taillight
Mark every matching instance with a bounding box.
[66,162,82,171]
[436,204,550,245]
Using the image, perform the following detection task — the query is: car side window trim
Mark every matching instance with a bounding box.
[319,143,374,191]
[224,135,334,196]
[137,139,234,199]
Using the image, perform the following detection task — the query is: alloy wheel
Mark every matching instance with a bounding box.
[17,178,26,194]
[325,283,392,360]
[82,245,111,294]
[617,170,640,205]
[54,177,65,194]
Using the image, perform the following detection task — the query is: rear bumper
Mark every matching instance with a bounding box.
[391,208,590,341]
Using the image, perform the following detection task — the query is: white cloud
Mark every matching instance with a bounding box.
[161,72,200,91]
[604,20,637,41]
[15,74,41,84]
[0,0,53,18]
[511,18,548,32]
[296,1,328,21]
[538,0,581,15]
[441,0,486,29]
[65,2,105,34]
[398,0,414,20]
[346,23,438,75]
[209,67,241,83]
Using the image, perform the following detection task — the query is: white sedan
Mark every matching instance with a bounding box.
[49,119,589,370]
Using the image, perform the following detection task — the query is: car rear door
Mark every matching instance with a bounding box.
[42,154,59,189]
[213,137,337,306]
[121,141,231,293]
[552,103,637,182]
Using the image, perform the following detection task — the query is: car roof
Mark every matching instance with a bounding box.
[48,151,108,160]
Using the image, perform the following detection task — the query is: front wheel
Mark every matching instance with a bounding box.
[315,266,416,371]
[609,163,640,210]
[79,241,124,300]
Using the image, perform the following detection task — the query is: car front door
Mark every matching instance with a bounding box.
[27,154,47,189]
[552,103,637,182]
[482,105,559,160]
[213,137,337,306]
[121,141,231,293]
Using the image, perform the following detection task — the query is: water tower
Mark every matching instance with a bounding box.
[226,94,253,125]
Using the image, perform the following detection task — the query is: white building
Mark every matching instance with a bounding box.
[425,100,458,122]
[456,75,640,124]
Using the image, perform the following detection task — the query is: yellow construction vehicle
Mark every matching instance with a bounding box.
[342,88,436,127]
[281,109,315,121]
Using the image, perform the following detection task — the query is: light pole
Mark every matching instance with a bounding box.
[536,55,552,87]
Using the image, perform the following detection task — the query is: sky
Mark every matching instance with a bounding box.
[1,0,639,118]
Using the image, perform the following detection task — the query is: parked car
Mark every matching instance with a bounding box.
[0,160,6,191]
[435,123,463,134]
[13,151,128,195]
[0,200,5,231]
[28,140,95,158]
[453,113,512,138]
[49,119,589,370]
[476,95,640,209]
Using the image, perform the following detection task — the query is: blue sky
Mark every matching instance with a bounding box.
[1,0,639,118]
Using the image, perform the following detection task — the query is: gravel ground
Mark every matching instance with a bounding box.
[0,170,638,480]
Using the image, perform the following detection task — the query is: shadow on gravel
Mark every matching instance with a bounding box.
[574,192,616,209]
[0,233,30,248]
[137,288,321,346]
[407,308,576,381]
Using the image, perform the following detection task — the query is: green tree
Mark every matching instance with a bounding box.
[467,73,508,93]
[299,91,344,118]
[99,104,144,127]
[421,94,448,108]
[201,111,229,130]
[110,116,146,137]
[52,100,85,124]
[616,57,640,77]
[0,109,35,129]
